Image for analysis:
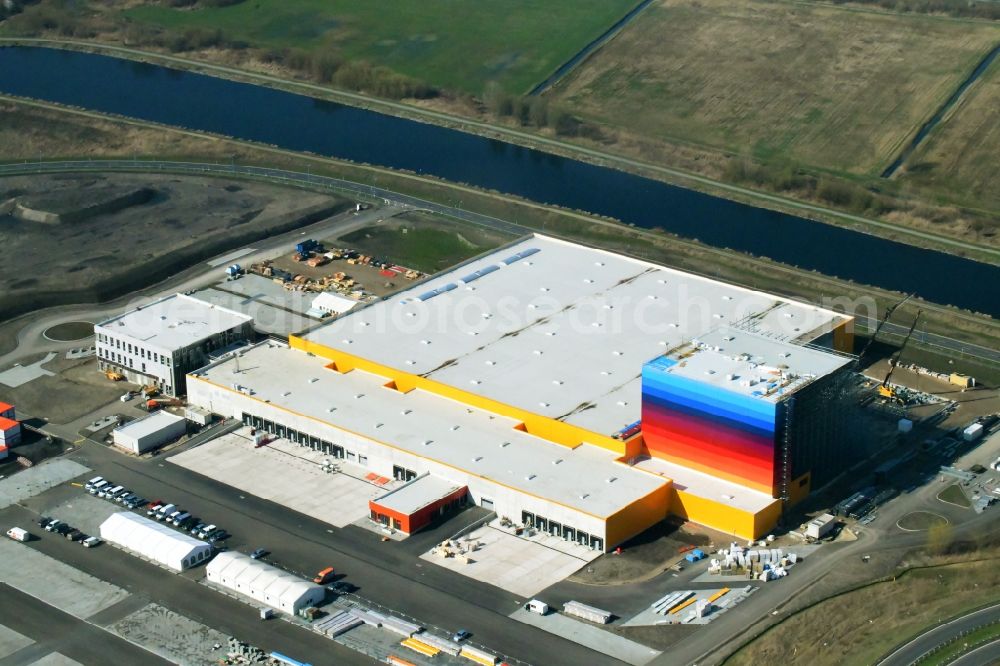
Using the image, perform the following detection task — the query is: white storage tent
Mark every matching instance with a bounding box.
[99,512,212,572]
[206,551,325,614]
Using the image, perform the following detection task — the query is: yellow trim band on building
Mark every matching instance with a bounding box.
[291,335,628,454]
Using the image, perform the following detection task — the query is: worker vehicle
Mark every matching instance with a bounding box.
[125,496,147,510]
[451,630,471,643]
[115,491,135,505]
[197,524,217,539]
[314,567,336,584]
[84,476,104,491]
[99,484,123,499]
[164,510,182,524]
[525,599,549,615]
[249,547,267,560]
[104,369,124,381]
[65,528,84,542]
[37,516,52,528]
[88,480,109,496]
[45,519,63,533]
[6,527,30,542]
[82,536,102,548]
[189,522,207,536]
[171,512,191,527]
[208,530,229,543]
[52,522,71,535]
[155,504,177,521]
[120,393,134,403]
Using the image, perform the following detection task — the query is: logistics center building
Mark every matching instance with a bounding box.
[187,235,856,549]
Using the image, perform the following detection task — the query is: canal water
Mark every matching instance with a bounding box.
[0,46,996,315]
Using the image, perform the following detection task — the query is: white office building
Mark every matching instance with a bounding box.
[95,293,253,396]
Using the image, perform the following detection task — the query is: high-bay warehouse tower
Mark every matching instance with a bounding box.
[187,235,857,549]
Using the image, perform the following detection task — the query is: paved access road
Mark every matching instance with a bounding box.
[0,584,174,666]
[951,638,1000,666]
[877,603,1000,666]
[14,439,627,666]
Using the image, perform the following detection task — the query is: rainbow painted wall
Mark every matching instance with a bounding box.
[641,357,779,496]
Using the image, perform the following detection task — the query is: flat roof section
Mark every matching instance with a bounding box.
[631,456,778,514]
[191,342,668,518]
[97,293,252,351]
[372,474,465,516]
[652,328,852,403]
[114,411,185,440]
[300,235,850,436]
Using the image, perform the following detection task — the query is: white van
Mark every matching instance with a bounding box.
[85,476,104,490]
[101,485,124,499]
[88,480,108,496]
[525,599,549,615]
[156,504,176,521]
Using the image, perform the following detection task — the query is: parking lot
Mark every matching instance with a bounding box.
[168,430,388,528]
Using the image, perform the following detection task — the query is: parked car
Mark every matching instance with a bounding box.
[170,512,191,527]
[44,520,62,532]
[84,476,104,491]
[53,523,71,536]
[89,480,109,496]
[37,516,52,528]
[197,524,217,539]
[126,497,147,510]
[330,581,357,594]
[249,547,267,560]
[146,501,164,516]
[82,536,103,548]
[190,522,207,536]
[66,529,84,542]
[116,492,136,505]
[208,530,229,543]
[451,630,471,643]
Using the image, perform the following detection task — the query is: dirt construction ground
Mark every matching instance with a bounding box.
[0,172,349,321]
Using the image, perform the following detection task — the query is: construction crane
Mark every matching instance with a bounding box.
[858,293,912,364]
[878,310,921,402]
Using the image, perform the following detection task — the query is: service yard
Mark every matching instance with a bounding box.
[554,0,1000,176]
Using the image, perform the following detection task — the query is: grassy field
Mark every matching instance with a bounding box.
[122,0,639,94]
[337,213,510,273]
[899,55,1000,214]
[554,0,1000,176]
[726,556,1000,666]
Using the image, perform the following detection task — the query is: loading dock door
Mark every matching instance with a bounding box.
[563,526,576,542]
[549,521,562,537]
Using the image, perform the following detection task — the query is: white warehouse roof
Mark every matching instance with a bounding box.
[206,551,325,614]
[300,234,851,436]
[97,293,252,351]
[113,411,186,441]
[190,341,668,518]
[99,512,211,571]
[656,328,852,403]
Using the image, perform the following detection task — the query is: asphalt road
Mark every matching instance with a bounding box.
[877,603,1000,666]
[19,440,627,666]
[0,504,375,666]
[0,584,174,666]
[951,638,1000,666]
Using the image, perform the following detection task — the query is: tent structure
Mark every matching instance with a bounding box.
[206,551,325,614]
[99,512,212,572]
